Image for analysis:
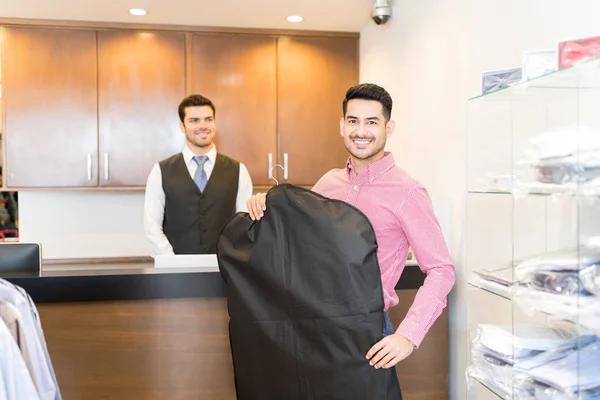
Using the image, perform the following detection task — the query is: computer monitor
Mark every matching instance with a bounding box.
[0,242,41,274]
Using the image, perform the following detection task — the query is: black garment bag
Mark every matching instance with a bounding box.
[217,184,401,400]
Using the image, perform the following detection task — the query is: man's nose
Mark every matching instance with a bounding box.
[355,122,366,135]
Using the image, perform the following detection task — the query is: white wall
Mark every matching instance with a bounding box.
[359,0,600,399]
[18,191,148,259]
[18,190,452,260]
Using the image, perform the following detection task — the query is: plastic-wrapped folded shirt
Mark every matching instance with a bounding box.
[514,246,600,296]
[469,331,600,399]
[216,184,401,400]
[467,323,579,398]
[515,335,600,395]
[481,67,522,93]
[534,382,600,400]
[515,126,600,193]
[513,287,600,330]
[474,323,577,362]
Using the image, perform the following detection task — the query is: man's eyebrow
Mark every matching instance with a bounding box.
[346,115,380,120]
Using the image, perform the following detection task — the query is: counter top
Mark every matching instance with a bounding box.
[0,261,425,303]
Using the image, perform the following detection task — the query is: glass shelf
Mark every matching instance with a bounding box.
[468,280,599,329]
[471,377,508,400]
[469,55,600,102]
[467,189,600,198]
[466,52,600,400]
[467,189,554,196]
[467,282,512,301]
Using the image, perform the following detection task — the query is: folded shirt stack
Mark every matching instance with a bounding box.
[467,323,600,399]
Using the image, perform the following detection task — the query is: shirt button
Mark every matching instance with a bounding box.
[354,185,358,190]
[370,178,374,182]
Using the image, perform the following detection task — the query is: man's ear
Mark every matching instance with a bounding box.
[339,117,345,136]
[386,119,396,138]
[179,121,186,134]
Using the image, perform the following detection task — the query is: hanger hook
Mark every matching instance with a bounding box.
[269,164,285,186]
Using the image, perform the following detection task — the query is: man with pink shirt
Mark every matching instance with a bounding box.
[247,83,455,395]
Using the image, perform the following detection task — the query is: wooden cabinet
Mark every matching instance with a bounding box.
[190,34,358,187]
[0,23,358,189]
[97,30,186,186]
[1,27,98,187]
[277,36,359,186]
[190,33,277,186]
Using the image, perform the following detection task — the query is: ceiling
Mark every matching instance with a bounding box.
[0,0,373,32]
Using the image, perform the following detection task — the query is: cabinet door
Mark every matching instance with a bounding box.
[277,36,359,186]
[97,30,186,186]
[191,33,277,186]
[2,27,98,187]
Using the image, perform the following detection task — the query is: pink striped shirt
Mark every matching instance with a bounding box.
[312,152,455,348]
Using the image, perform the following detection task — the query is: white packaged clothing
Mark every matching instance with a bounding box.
[0,301,37,396]
[477,323,577,358]
[0,318,40,400]
[0,280,60,400]
[0,302,23,346]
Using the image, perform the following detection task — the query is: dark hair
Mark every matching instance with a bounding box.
[178,94,216,122]
[342,83,393,121]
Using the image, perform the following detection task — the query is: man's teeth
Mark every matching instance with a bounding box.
[354,140,370,144]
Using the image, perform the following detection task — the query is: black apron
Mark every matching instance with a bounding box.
[217,184,401,400]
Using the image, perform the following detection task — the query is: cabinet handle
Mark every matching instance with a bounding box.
[87,153,92,181]
[104,153,109,180]
[283,153,288,180]
[268,153,273,179]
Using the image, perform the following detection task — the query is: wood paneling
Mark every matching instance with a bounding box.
[0,23,359,189]
[389,289,449,400]
[191,33,278,186]
[97,30,186,186]
[2,27,98,187]
[37,298,236,400]
[277,36,359,185]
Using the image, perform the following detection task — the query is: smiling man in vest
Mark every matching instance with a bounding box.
[143,94,253,256]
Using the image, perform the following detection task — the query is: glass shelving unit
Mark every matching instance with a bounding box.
[466,56,600,399]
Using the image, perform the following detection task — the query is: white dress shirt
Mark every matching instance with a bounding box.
[143,144,253,257]
[0,314,40,400]
[0,281,58,400]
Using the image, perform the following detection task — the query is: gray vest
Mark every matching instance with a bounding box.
[159,152,239,254]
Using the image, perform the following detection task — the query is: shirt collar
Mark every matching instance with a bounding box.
[346,151,395,182]
[182,144,217,165]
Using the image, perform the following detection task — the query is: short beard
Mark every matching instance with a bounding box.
[187,134,212,148]
[345,141,386,160]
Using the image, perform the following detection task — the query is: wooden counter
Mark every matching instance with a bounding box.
[38,297,235,400]
[2,262,448,399]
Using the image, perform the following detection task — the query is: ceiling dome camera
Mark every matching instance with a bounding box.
[372,0,392,25]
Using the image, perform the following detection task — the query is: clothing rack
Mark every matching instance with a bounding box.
[0,278,61,400]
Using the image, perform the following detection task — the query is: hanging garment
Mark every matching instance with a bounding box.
[0,316,40,400]
[217,184,401,400]
[0,280,60,400]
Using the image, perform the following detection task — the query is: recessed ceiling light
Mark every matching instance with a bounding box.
[129,8,147,16]
[287,15,303,23]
